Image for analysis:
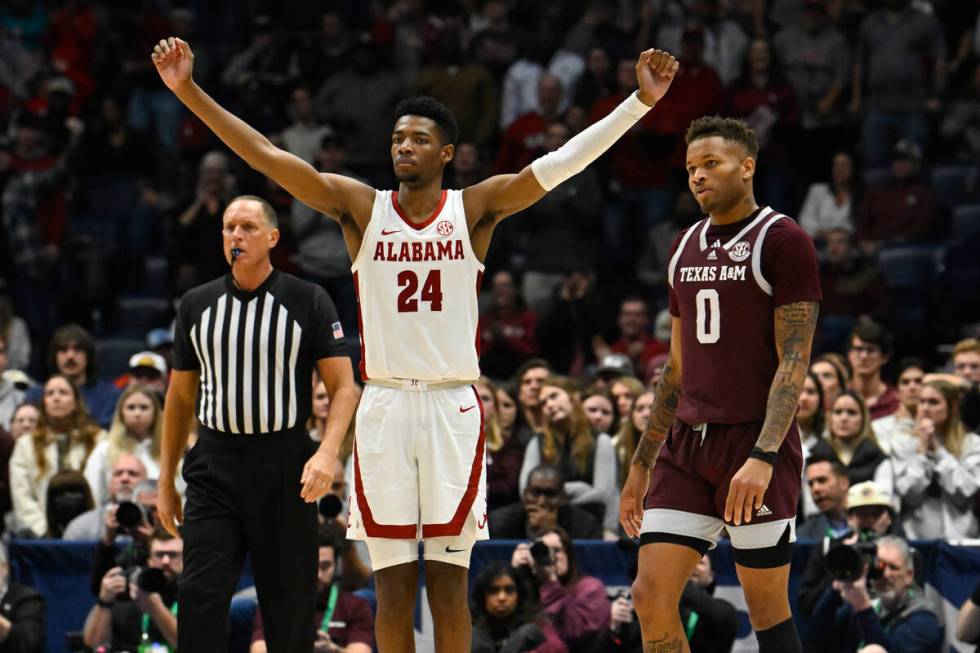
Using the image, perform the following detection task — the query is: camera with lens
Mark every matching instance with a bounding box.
[529,540,553,567]
[116,500,148,534]
[825,530,882,582]
[128,566,167,594]
[318,494,343,520]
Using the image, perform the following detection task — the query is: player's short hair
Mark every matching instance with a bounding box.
[393,96,459,146]
[685,115,760,158]
[228,194,279,228]
[805,453,847,479]
[849,321,893,358]
[953,338,980,358]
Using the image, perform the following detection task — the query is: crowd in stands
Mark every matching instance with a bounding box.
[1,0,980,651]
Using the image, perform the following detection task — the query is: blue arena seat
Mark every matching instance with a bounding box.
[931,165,978,209]
[94,337,145,380]
[115,296,170,335]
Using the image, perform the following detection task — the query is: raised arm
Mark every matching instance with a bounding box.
[463,49,678,234]
[151,37,373,223]
[620,317,683,538]
[725,301,819,525]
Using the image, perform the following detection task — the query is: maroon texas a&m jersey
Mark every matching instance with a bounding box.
[667,206,821,425]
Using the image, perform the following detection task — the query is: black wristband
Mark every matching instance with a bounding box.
[96,597,114,609]
[748,447,777,466]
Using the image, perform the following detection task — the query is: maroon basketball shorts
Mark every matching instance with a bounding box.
[641,420,804,568]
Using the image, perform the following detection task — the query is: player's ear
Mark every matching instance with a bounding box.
[741,155,756,182]
[441,143,455,165]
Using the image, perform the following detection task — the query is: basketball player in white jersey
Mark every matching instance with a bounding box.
[153,36,677,653]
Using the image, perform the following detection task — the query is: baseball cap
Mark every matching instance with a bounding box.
[892,139,922,162]
[47,76,76,96]
[147,328,174,350]
[846,481,893,511]
[129,351,168,378]
[597,353,635,378]
[2,369,36,389]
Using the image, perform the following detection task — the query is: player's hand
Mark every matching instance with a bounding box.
[724,458,773,526]
[156,479,183,538]
[151,37,195,92]
[619,465,652,538]
[635,49,679,107]
[300,448,337,503]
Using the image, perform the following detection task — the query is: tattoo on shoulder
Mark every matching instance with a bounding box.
[644,634,684,652]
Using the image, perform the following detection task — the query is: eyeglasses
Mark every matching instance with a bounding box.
[150,550,182,561]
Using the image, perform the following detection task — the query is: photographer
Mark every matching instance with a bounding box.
[806,535,942,653]
[589,554,736,653]
[63,453,147,541]
[87,480,160,598]
[511,527,609,648]
[799,481,906,616]
[83,529,182,651]
[471,561,567,653]
[0,543,45,653]
[490,465,602,540]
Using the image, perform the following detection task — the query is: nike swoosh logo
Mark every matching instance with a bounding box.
[445,546,467,553]
[381,229,401,235]
[459,405,476,413]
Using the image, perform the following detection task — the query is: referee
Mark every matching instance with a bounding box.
[157,195,359,653]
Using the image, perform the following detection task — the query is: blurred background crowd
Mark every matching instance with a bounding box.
[1,0,980,651]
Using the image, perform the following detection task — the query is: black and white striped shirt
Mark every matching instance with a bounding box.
[173,270,347,435]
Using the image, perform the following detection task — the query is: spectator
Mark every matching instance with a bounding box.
[817,228,889,351]
[612,391,653,491]
[892,380,980,539]
[10,374,104,537]
[811,353,850,412]
[7,403,37,440]
[652,1,749,86]
[572,47,614,111]
[847,322,899,420]
[496,383,525,446]
[535,271,606,376]
[0,541,45,653]
[511,527,610,649]
[307,379,330,443]
[83,386,163,506]
[808,391,891,490]
[172,151,234,294]
[146,328,174,374]
[924,337,980,433]
[807,535,943,653]
[798,152,857,240]
[220,14,293,100]
[515,359,551,435]
[851,0,946,168]
[279,85,333,165]
[940,62,980,162]
[482,377,530,513]
[873,358,926,456]
[609,377,644,430]
[957,578,980,650]
[493,74,563,174]
[519,376,618,534]
[250,529,373,653]
[114,351,169,399]
[596,298,667,377]
[489,464,601,540]
[471,561,567,653]
[0,335,24,430]
[63,453,147,541]
[83,529,181,652]
[517,122,603,313]
[798,372,826,453]
[798,456,851,540]
[0,287,30,372]
[581,388,616,437]
[479,270,538,380]
[292,11,355,89]
[448,142,485,188]
[855,140,940,250]
[590,552,736,653]
[798,481,906,616]
[774,0,851,184]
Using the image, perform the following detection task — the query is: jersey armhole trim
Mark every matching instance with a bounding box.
[668,220,705,288]
[751,213,787,296]
[350,189,383,273]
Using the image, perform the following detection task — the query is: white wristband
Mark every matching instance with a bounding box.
[531,91,653,191]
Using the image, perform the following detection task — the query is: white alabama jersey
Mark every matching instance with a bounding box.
[351,189,484,382]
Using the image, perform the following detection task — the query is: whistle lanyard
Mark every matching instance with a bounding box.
[141,602,177,651]
[319,585,339,633]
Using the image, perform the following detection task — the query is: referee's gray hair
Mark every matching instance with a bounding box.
[877,535,914,571]
[228,194,279,228]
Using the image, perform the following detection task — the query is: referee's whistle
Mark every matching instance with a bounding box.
[231,247,242,262]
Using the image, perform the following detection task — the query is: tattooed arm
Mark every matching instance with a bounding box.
[756,300,820,452]
[724,300,819,525]
[621,318,683,537]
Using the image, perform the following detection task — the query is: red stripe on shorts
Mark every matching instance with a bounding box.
[353,439,417,538]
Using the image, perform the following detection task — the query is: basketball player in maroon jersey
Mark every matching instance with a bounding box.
[620,116,821,653]
[152,37,678,653]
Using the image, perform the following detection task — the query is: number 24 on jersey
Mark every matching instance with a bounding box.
[397,270,443,312]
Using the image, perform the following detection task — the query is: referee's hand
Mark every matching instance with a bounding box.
[157,481,183,538]
[300,449,338,503]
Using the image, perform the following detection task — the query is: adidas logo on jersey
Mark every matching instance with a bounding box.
[707,250,717,260]
[756,504,773,517]
[711,239,721,248]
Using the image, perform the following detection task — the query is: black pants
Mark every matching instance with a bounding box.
[178,426,318,653]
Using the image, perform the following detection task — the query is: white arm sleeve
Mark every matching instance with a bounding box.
[530,92,652,191]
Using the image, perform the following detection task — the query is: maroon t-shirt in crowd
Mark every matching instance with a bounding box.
[251,589,374,648]
[667,207,822,424]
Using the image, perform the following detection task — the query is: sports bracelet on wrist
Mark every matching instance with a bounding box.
[748,447,777,465]
[96,597,114,608]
